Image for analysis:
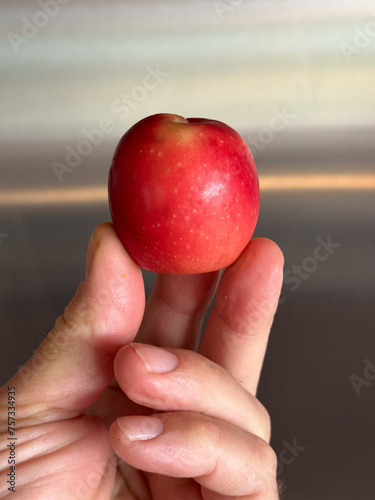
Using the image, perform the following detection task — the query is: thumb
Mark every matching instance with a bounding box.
[4,222,145,423]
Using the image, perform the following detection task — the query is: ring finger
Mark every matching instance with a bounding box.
[109,411,278,499]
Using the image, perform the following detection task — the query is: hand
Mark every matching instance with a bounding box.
[0,222,284,499]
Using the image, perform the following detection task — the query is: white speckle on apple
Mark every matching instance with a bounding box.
[150,149,154,153]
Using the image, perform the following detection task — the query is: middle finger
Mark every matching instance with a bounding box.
[136,271,220,349]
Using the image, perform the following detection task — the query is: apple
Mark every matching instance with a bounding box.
[108,113,259,274]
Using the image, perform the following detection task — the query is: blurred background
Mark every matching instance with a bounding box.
[1,0,374,498]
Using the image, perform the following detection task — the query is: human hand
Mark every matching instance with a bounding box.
[0,222,283,499]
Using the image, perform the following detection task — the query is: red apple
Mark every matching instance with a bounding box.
[108,113,259,274]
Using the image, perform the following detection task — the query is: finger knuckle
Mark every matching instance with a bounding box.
[255,400,272,442]
[257,439,278,482]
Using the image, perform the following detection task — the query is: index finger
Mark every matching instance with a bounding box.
[199,237,284,395]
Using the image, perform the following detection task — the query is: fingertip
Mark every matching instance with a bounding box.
[85,223,119,278]
[109,419,122,457]
[252,237,285,270]
[85,224,103,278]
[82,222,146,349]
[108,415,165,469]
[249,237,284,287]
[113,344,133,384]
[231,237,284,273]
[221,239,284,310]
[221,237,284,298]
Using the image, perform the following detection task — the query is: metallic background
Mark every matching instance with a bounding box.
[1,1,374,498]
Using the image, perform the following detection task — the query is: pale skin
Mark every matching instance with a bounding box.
[0,222,284,499]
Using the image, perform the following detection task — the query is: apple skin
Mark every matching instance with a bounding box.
[108,113,259,274]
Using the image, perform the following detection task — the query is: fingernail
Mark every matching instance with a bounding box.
[85,231,99,278]
[118,416,164,441]
[130,343,178,373]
